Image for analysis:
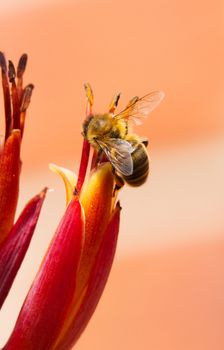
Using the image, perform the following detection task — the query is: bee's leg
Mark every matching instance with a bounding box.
[90,148,104,170]
[113,172,125,196]
[84,83,94,115]
[90,149,98,170]
[108,92,121,113]
[97,149,104,164]
[141,137,149,147]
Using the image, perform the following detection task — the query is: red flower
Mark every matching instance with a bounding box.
[0,53,46,308]
[0,52,34,243]
[1,62,161,349]
[3,83,121,349]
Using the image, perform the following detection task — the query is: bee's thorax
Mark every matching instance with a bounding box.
[83,113,127,146]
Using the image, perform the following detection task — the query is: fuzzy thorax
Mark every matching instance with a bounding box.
[82,113,127,149]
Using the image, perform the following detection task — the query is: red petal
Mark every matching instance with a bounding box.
[54,203,121,350]
[3,197,84,350]
[0,131,21,244]
[0,188,46,309]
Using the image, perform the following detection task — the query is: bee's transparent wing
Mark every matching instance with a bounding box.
[97,138,134,176]
[115,91,165,125]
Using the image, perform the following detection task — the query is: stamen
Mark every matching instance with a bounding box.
[20,84,34,112]
[15,54,27,108]
[0,52,12,141]
[0,52,7,73]
[108,92,121,113]
[84,83,93,115]
[11,74,20,131]
[17,54,28,85]
[8,60,16,83]
[20,84,34,137]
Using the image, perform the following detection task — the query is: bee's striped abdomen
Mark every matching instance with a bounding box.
[123,143,149,187]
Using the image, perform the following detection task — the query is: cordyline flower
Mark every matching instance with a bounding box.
[3,84,121,350]
[0,52,46,309]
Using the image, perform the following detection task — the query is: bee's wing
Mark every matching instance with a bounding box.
[97,138,134,176]
[115,91,165,125]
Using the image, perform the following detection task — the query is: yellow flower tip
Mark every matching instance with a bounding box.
[80,162,115,212]
[49,163,78,205]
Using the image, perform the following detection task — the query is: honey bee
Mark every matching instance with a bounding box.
[82,85,164,187]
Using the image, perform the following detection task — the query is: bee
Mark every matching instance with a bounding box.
[82,85,164,187]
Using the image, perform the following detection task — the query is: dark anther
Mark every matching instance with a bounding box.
[17,54,28,78]
[20,84,34,112]
[8,60,16,83]
[0,52,7,73]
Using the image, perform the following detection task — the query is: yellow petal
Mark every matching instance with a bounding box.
[49,163,77,205]
[78,162,115,294]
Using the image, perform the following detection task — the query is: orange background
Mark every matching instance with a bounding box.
[0,1,224,349]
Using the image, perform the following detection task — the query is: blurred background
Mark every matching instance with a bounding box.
[0,0,224,349]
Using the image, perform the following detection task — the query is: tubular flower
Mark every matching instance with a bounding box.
[0,53,46,308]
[3,86,121,350]
[0,189,47,309]
[0,52,34,244]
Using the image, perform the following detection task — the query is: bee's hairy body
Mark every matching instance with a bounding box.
[83,113,128,149]
[82,88,164,188]
[83,114,149,187]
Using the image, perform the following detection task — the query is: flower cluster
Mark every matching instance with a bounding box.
[0,52,46,310]
[0,53,121,350]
